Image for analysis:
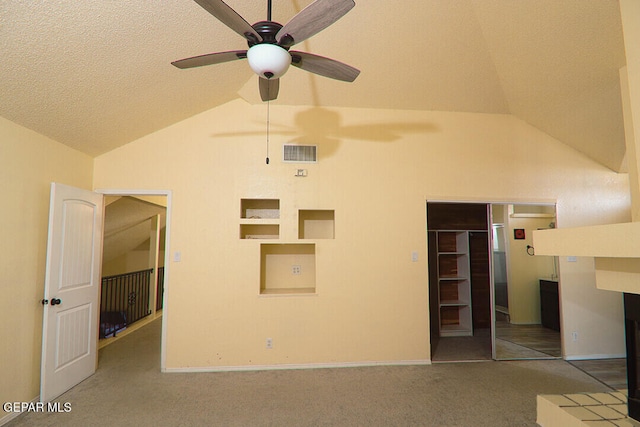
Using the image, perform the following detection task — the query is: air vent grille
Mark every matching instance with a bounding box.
[283,144,317,163]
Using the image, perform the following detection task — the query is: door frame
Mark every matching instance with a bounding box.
[426,200,494,360]
[426,197,559,361]
[96,188,172,372]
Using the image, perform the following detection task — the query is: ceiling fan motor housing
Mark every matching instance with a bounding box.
[248,21,286,47]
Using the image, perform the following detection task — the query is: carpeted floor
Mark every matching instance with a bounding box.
[431,329,492,362]
[8,318,614,427]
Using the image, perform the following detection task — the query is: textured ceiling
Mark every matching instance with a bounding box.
[0,0,628,170]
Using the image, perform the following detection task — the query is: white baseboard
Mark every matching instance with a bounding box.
[565,353,626,361]
[0,396,39,426]
[163,359,431,374]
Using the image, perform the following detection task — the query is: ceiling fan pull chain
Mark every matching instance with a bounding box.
[266,88,270,165]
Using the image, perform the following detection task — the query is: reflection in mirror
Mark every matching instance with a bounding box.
[491,204,561,360]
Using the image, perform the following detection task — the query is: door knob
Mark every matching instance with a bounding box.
[50,298,62,306]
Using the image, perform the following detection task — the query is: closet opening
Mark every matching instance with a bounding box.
[428,202,492,361]
[427,201,561,362]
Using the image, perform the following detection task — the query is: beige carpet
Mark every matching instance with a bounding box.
[9,318,613,427]
[431,329,492,362]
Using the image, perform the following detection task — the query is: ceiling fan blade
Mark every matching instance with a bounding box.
[290,51,360,82]
[259,77,279,101]
[171,50,247,69]
[193,0,262,44]
[276,0,355,47]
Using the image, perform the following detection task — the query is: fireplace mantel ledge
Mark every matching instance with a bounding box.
[533,222,640,294]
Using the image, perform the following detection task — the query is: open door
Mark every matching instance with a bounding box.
[40,183,103,402]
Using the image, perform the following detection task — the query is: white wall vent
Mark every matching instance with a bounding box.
[283,144,317,163]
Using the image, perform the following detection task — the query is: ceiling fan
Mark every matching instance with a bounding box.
[172,0,360,102]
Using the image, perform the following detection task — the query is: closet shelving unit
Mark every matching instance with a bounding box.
[435,231,473,337]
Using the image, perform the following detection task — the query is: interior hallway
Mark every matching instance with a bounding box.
[8,318,619,427]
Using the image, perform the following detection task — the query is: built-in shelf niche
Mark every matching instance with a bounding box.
[241,198,279,219]
[240,198,280,239]
[260,243,316,295]
[298,209,334,239]
[240,224,279,239]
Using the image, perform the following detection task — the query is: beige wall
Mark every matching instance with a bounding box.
[0,117,93,412]
[621,0,640,220]
[101,227,166,277]
[101,243,158,277]
[94,100,630,369]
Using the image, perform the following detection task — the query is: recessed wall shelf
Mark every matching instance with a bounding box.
[298,209,335,239]
[241,198,279,219]
[260,243,316,295]
[240,224,279,239]
[240,198,280,239]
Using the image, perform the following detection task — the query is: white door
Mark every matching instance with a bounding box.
[40,183,103,402]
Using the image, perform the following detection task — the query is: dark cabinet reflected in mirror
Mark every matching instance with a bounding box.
[491,204,561,360]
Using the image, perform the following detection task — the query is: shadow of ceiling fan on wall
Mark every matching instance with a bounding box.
[172,0,360,102]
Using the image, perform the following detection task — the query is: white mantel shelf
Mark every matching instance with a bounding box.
[533,222,640,258]
[533,223,640,294]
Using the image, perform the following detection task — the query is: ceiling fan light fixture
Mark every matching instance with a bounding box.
[247,44,291,79]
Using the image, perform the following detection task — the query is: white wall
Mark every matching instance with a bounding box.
[94,100,630,369]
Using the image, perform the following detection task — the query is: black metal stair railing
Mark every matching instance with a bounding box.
[100,269,153,338]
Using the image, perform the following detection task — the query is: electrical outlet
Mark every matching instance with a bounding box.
[266,338,273,349]
[292,265,301,275]
[571,331,578,341]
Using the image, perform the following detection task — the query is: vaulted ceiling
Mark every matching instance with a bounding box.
[0,0,628,171]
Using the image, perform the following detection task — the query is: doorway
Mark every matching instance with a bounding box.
[427,202,492,361]
[427,201,561,362]
[40,185,171,402]
[98,189,171,370]
[99,195,167,343]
